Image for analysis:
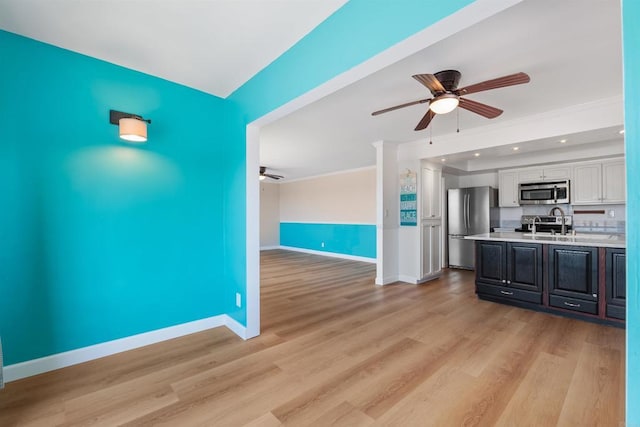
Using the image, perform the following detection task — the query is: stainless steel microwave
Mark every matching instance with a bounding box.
[519,180,570,205]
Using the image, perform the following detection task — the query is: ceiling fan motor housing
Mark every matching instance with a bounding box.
[434,70,461,92]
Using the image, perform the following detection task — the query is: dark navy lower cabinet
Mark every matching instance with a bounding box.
[475,240,625,327]
[548,245,599,307]
[476,241,542,304]
[606,248,626,320]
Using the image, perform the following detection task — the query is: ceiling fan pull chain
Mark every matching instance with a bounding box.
[457,107,460,133]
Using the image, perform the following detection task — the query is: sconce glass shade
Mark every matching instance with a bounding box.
[119,118,147,142]
[429,93,459,114]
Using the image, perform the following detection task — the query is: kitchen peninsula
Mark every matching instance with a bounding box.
[466,232,626,326]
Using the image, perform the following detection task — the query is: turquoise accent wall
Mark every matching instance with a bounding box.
[280,223,376,259]
[623,0,639,422]
[229,0,476,121]
[0,30,240,365]
[0,0,482,367]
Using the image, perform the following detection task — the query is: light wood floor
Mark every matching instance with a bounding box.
[0,249,625,426]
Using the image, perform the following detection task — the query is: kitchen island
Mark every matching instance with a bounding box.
[465,232,626,325]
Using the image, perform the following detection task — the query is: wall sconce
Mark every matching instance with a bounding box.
[109,110,151,142]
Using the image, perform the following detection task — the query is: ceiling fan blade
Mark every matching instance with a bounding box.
[456,72,530,96]
[265,173,284,180]
[458,97,503,119]
[372,98,430,116]
[412,74,446,95]
[414,109,436,131]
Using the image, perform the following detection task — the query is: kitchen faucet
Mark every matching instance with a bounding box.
[549,206,567,235]
[531,216,541,235]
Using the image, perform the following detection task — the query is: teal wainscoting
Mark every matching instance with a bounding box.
[280,223,376,259]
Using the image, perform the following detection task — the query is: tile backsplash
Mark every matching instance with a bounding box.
[498,204,625,233]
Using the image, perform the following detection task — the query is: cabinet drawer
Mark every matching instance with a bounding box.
[606,304,625,320]
[549,295,598,315]
[477,283,542,304]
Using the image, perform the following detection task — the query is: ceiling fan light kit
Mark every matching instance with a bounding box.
[371,70,530,133]
[429,93,459,114]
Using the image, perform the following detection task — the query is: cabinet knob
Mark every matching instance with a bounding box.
[502,279,506,283]
[507,280,511,284]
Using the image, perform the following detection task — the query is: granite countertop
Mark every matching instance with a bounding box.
[465,231,626,249]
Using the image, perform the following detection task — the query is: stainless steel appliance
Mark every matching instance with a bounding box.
[517,214,573,233]
[519,180,570,205]
[448,186,498,270]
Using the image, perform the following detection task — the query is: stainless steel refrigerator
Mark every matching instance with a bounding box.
[447,186,498,270]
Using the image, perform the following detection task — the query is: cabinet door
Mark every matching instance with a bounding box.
[498,171,519,207]
[606,248,626,320]
[430,224,442,273]
[475,241,506,286]
[422,167,442,219]
[543,166,571,181]
[518,168,544,183]
[422,223,442,277]
[548,245,598,301]
[507,243,543,292]
[602,160,626,204]
[572,163,602,204]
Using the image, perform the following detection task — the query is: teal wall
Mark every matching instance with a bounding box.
[0,0,483,367]
[280,223,376,259]
[623,0,639,422]
[0,30,241,365]
[229,0,476,121]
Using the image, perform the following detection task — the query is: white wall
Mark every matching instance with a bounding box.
[458,172,498,188]
[279,167,376,224]
[260,182,280,248]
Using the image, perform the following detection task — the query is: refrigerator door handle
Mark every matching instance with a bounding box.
[465,193,470,233]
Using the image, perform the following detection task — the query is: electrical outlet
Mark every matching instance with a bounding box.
[609,209,615,218]
[321,242,325,248]
[235,293,242,308]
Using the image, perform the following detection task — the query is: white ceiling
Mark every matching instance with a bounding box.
[260,0,624,181]
[0,0,624,181]
[0,0,347,98]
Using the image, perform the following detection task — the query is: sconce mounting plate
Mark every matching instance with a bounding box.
[109,109,151,125]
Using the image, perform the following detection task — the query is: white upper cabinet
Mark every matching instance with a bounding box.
[572,158,625,205]
[499,158,624,207]
[422,167,442,219]
[602,159,626,203]
[572,163,602,204]
[498,171,519,207]
[518,166,571,183]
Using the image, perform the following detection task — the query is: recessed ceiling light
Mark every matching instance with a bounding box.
[559,139,567,143]
[474,153,480,157]
[619,129,625,134]
[512,147,519,151]
[441,158,446,162]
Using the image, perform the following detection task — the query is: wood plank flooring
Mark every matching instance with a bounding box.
[0,249,625,426]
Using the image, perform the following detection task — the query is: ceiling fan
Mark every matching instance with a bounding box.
[259,166,284,181]
[372,70,530,131]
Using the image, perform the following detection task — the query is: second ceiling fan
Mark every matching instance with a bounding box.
[372,70,530,131]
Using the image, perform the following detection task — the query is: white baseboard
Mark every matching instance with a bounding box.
[375,276,398,285]
[279,246,376,263]
[397,275,419,284]
[4,314,247,383]
[260,245,280,251]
